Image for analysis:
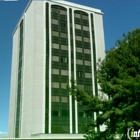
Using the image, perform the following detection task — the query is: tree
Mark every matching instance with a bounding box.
[67,28,140,140]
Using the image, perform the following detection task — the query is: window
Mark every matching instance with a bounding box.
[82,15,88,20]
[76,36,82,41]
[52,19,58,24]
[83,37,90,42]
[75,13,81,18]
[77,71,84,78]
[52,8,58,13]
[52,111,59,117]
[61,83,66,89]
[60,10,66,15]
[76,47,82,53]
[75,24,81,30]
[78,84,84,90]
[52,96,60,102]
[52,69,59,75]
[61,97,68,103]
[85,60,91,66]
[61,57,68,63]
[52,82,59,88]
[84,49,90,54]
[60,33,67,38]
[61,70,68,76]
[52,56,59,62]
[76,59,83,65]
[85,73,92,78]
[83,26,89,31]
[62,110,69,116]
[52,31,59,37]
[60,20,67,27]
[52,43,59,49]
[85,85,92,91]
[61,45,68,51]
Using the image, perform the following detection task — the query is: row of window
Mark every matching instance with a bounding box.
[75,13,88,20]
[75,24,89,31]
[77,71,92,78]
[52,31,90,43]
[52,8,67,15]
[77,84,92,91]
[51,69,91,78]
[76,47,90,54]
[52,110,69,117]
[52,82,67,88]
[52,56,68,63]
[52,96,68,103]
[51,8,88,20]
[52,69,68,76]
[52,43,68,50]
[52,110,92,118]
[52,81,92,91]
[52,56,91,66]
[52,31,67,38]
[52,19,89,31]
[75,35,90,42]
[52,43,91,54]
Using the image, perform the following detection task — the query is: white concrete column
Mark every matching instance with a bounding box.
[48,3,52,134]
[72,9,78,134]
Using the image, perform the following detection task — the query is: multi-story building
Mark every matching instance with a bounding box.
[8,0,105,139]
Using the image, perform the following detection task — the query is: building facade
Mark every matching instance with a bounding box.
[8,0,105,138]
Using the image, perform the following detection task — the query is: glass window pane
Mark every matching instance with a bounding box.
[61,70,68,76]
[75,13,81,18]
[76,36,82,41]
[83,26,89,31]
[60,33,67,38]
[52,43,59,49]
[60,10,66,15]
[83,37,90,42]
[52,111,59,117]
[78,84,84,90]
[52,31,59,37]
[52,19,58,24]
[52,96,60,102]
[76,59,83,65]
[52,82,59,88]
[61,97,68,103]
[85,73,92,78]
[52,8,58,13]
[85,60,91,66]
[52,56,59,62]
[82,15,88,20]
[85,85,92,91]
[84,49,90,54]
[75,24,81,30]
[52,69,59,75]
[61,45,68,51]
[62,110,69,116]
[76,47,82,53]
[77,71,84,78]
[61,83,66,89]
[61,57,68,63]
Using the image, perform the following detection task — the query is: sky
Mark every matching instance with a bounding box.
[0,0,140,137]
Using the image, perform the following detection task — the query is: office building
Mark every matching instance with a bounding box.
[8,0,105,139]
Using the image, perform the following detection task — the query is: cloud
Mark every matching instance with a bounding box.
[0,131,7,135]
